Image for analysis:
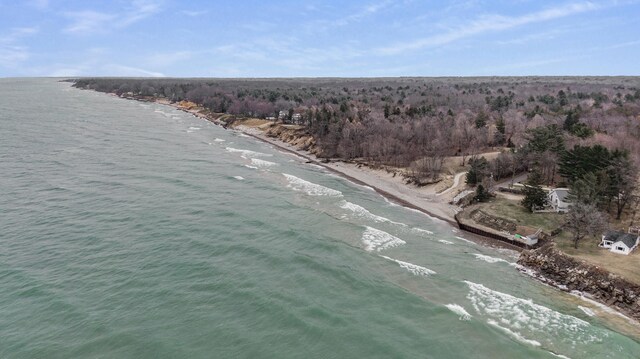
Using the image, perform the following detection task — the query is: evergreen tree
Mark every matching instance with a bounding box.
[474,184,491,202]
[466,157,489,185]
[475,111,488,128]
[524,125,565,154]
[521,185,547,212]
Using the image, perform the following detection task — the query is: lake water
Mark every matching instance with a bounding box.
[1,79,638,358]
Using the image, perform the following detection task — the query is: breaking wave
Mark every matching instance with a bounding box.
[250,158,277,168]
[455,236,475,244]
[283,174,342,197]
[361,226,405,251]
[487,319,541,347]
[464,281,599,346]
[578,306,595,317]
[226,147,273,158]
[379,255,435,276]
[340,200,406,226]
[445,304,472,320]
[410,228,434,236]
[472,253,512,264]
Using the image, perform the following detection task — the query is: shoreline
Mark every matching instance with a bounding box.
[99,91,640,329]
[239,128,525,252]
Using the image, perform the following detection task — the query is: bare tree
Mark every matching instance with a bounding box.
[565,203,609,249]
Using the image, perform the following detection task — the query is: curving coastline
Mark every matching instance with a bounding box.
[91,90,640,327]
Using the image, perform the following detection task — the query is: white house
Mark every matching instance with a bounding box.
[548,188,570,213]
[599,230,640,255]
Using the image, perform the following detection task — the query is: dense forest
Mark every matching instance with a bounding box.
[71,77,640,219]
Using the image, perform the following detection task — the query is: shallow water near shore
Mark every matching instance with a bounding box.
[1,79,639,358]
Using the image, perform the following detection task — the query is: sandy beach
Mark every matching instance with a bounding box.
[238,125,463,222]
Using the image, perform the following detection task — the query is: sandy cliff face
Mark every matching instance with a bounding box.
[264,124,317,154]
[518,244,640,321]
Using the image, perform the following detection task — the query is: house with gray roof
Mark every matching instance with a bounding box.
[548,188,570,213]
[599,230,640,255]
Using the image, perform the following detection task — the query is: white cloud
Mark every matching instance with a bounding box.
[63,0,162,34]
[181,9,208,17]
[0,46,30,68]
[118,0,162,28]
[102,64,165,77]
[63,11,115,34]
[0,27,39,68]
[309,0,393,31]
[0,27,39,44]
[336,0,393,26]
[377,2,603,54]
[496,30,562,45]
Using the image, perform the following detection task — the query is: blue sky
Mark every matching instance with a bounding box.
[0,0,639,77]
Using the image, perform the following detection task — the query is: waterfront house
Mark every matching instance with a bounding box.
[548,188,570,213]
[599,230,640,255]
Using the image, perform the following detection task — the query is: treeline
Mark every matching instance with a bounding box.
[71,77,640,179]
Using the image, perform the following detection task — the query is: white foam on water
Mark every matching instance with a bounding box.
[214,138,226,142]
[308,163,325,170]
[464,281,598,346]
[172,116,181,119]
[238,133,250,137]
[578,306,595,317]
[495,247,520,260]
[510,263,540,278]
[382,196,400,207]
[340,200,406,226]
[445,304,472,320]
[473,253,512,264]
[244,165,258,169]
[411,228,434,236]
[188,126,201,131]
[226,147,273,158]
[250,158,277,168]
[569,291,635,323]
[438,239,454,245]
[278,150,306,161]
[154,110,172,117]
[549,352,572,359]
[361,226,406,251]
[455,236,475,244]
[487,319,541,347]
[379,255,435,276]
[233,176,244,180]
[282,173,343,197]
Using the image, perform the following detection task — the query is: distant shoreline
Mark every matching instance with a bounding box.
[154,96,527,251]
[71,86,640,335]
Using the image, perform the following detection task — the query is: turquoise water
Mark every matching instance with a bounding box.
[1,79,638,358]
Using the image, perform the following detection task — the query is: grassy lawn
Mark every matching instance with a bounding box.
[556,234,640,285]
[477,197,640,284]
[479,197,566,233]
